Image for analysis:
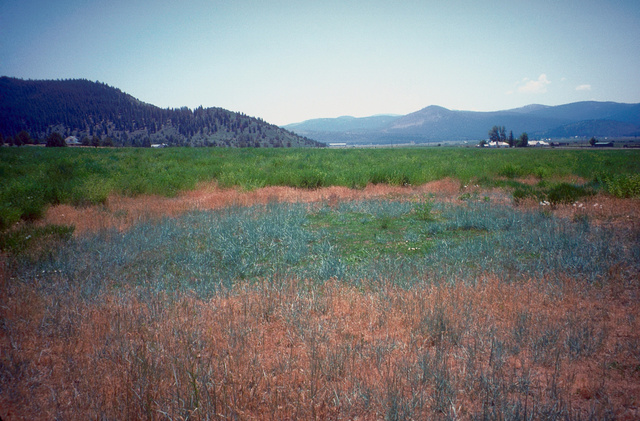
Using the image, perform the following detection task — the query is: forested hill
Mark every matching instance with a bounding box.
[0,77,323,147]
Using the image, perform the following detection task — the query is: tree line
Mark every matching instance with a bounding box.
[480,125,529,147]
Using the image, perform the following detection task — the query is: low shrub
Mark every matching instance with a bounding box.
[414,200,436,221]
[512,186,536,203]
[533,166,549,179]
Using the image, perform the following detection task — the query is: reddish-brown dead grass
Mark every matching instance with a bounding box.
[2,273,639,420]
[514,193,640,230]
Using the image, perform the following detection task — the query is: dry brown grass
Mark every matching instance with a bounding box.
[2,272,639,420]
[514,192,640,230]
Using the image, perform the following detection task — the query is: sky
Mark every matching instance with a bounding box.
[1,0,639,126]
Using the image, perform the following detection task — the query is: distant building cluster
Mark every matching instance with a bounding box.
[65,136,81,145]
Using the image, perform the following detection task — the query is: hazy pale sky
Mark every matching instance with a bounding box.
[2,0,639,125]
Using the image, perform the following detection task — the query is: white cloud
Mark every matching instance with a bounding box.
[575,84,592,91]
[516,74,551,94]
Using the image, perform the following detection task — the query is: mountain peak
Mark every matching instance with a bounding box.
[418,105,451,112]
[505,104,550,114]
[389,105,453,129]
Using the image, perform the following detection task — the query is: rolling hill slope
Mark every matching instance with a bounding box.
[0,77,323,148]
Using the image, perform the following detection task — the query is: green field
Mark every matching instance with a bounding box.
[2,146,639,229]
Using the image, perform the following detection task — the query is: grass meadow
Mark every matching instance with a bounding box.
[2,146,639,229]
[1,146,640,419]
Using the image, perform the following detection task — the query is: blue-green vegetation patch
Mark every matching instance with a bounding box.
[18,198,639,298]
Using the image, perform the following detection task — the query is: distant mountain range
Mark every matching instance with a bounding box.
[0,77,323,148]
[284,102,640,145]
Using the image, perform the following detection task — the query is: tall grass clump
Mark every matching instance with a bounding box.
[603,174,640,198]
[498,163,525,179]
[546,182,596,204]
[511,181,597,205]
